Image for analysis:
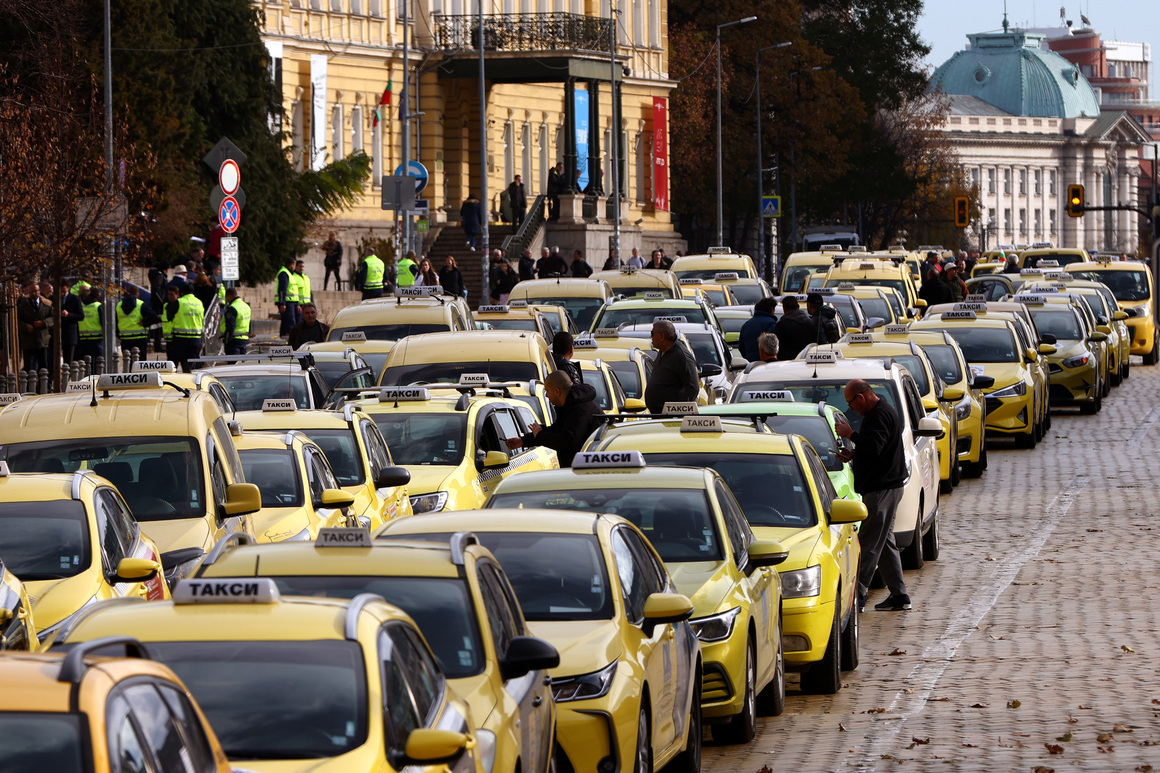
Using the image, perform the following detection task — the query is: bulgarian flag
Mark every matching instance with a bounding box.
[373,77,393,127]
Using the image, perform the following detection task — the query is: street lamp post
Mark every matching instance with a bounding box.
[478,0,490,305]
[755,42,792,285]
[715,15,756,248]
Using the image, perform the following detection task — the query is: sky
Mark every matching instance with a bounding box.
[917,1,1160,74]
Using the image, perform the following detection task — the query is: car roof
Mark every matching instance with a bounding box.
[330,301,456,326]
[378,507,609,536]
[509,278,612,298]
[235,408,353,431]
[200,538,462,579]
[384,330,547,364]
[0,388,215,436]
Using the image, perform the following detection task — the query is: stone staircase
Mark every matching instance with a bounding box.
[427,223,515,305]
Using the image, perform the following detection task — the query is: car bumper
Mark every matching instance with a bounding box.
[956,413,984,463]
[781,596,836,668]
[553,676,638,773]
[699,622,750,720]
[1126,317,1156,355]
[982,393,1033,435]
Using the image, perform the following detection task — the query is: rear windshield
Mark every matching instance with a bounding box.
[0,713,84,773]
[239,449,303,508]
[854,296,892,322]
[1029,309,1082,341]
[215,374,310,411]
[825,277,908,298]
[608,361,644,399]
[371,413,468,466]
[676,268,753,280]
[380,361,538,386]
[718,316,749,335]
[763,414,843,472]
[0,501,90,580]
[486,318,541,333]
[728,284,765,304]
[595,307,707,329]
[328,323,448,342]
[522,297,603,329]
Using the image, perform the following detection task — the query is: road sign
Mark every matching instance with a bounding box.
[219,196,241,233]
[762,196,781,218]
[380,175,416,211]
[393,160,429,194]
[219,159,240,195]
[220,237,239,281]
[416,219,429,233]
[202,137,247,169]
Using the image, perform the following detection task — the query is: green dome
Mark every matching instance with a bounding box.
[930,31,1100,119]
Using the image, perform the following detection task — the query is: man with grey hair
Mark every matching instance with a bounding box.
[536,246,568,278]
[644,320,700,413]
[757,332,779,362]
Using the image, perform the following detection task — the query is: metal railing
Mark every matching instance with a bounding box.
[501,194,547,258]
[433,12,612,54]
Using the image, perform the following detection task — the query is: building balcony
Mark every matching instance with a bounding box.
[433,12,612,55]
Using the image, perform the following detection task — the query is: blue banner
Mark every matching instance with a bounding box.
[574,89,589,192]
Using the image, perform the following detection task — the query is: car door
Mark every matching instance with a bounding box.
[378,622,459,763]
[106,681,224,773]
[900,376,938,509]
[97,488,166,601]
[803,446,856,610]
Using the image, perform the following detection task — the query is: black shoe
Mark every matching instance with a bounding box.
[874,594,911,611]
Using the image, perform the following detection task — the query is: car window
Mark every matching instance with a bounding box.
[108,696,150,773]
[622,528,667,595]
[371,413,468,466]
[239,449,304,508]
[156,684,217,772]
[713,479,751,566]
[206,434,229,508]
[476,561,520,659]
[901,376,924,428]
[303,447,336,503]
[97,488,138,560]
[611,528,650,623]
[802,445,838,518]
[386,624,442,725]
[0,713,85,771]
[360,420,394,471]
[121,683,201,773]
[93,491,128,570]
[379,627,422,746]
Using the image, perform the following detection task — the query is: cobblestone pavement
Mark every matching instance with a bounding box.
[701,358,1160,773]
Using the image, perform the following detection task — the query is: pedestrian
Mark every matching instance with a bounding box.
[835,379,911,611]
[547,162,565,221]
[192,271,217,310]
[490,258,519,305]
[537,246,568,278]
[358,249,387,299]
[773,296,816,360]
[395,250,418,288]
[166,265,189,294]
[570,250,593,278]
[116,284,159,360]
[942,260,967,302]
[162,285,179,362]
[287,302,329,349]
[646,249,672,270]
[738,297,779,361]
[806,292,841,343]
[508,175,527,227]
[626,248,645,269]
[414,257,440,287]
[551,332,584,384]
[220,287,252,355]
[757,332,779,362]
[51,281,84,364]
[518,249,536,281]
[170,284,205,373]
[1002,253,1019,274]
[76,288,104,363]
[643,320,700,413]
[918,265,953,307]
[921,251,941,284]
[275,256,300,335]
[603,250,619,271]
[460,193,482,251]
[503,370,603,467]
[322,232,343,290]
[439,256,466,298]
[294,260,313,305]
[16,280,53,373]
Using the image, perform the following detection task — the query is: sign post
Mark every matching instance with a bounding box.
[221,237,240,281]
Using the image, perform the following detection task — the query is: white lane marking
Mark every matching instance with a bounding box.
[840,475,1090,772]
[1127,406,1160,448]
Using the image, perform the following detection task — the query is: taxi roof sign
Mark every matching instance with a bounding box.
[858,263,876,270]
[572,338,598,349]
[642,292,665,301]
[378,387,430,402]
[341,331,368,342]
[395,285,443,298]
[67,381,94,393]
[508,299,529,308]
[268,346,294,357]
[1044,272,1073,281]
[478,305,509,313]
[0,393,21,405]
[130,360,177,373]
[173,578,280,604]
[96,372,164,391]
[572,450,647,469]
[459,373,489,386]
[713,272,740,281]
[1037,259,1060,267]
[656,316,688,323]
[846,333,873,345]
[706,246,733,254]
[678,278,703,285]
[593,328,621,338]
[742,390,794,402]
[662,402,699,415]
[1019,268,1044,276]
[940,310,977,320]
[262,399,297,412]
[1016,295,1046,305]
[835,282,857,290]
[805,350,841,364]
[0,461,8,476]
[883,324,910,335]
[953,302,988,312]
[965,294,987,303]
[680,415,723,433]
[315,527,373,547]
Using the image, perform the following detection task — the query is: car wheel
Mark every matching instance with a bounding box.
[950,458,961,487]
[757,620,786,716]
[633,707,651,773]
[1110,360,1122,386]
[800,603,842,695]
[901,513,925,570]
[713,638,756,744]
[670,669,701,773]
[1102,369,1111,397]
[1122,359,1130,380]
[939,475,952,495]
[840,593,860,672]
[1147,333,1159,365]
[922,509,940,560]
[1081,386,1102,414]
[961,434,986,478]
[1015,424,1036,449]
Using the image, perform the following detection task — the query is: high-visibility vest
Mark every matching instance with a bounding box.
[276,266,298,303]
[70,280,91,297]
[217,284,226,302]
[296,272,312,304]
[364,255,386,289]
[173,295,205,339]
[162,304,174,341]
[220,298,251,339]
[395,257,415,287]
[116,299,146,339]
[78,301,103,340]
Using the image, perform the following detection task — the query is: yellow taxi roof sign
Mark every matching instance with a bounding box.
[0,461,9,476]
[656,315,688,323]
[262,399,297,412]
[1016,295,1047,305]
[1020,268,1044,277]
[662,402,699,415]
[315,527,373,547]
[396,285,443,298]
[509,299,529,308]
[714,272,740,281]
[965,293,987,302]
[573,337,599,349]
[378,387,430,402]
[131,360,177,373]
[1044,272,1073,281]
[0,393,21,406]
[593,328,621,338]
[953,302,988,312]
[96,372,164,390]
[173,578,281,604]
[643,292,666,301]
[572,450,647,469]
[680,415,723,433]
[678,278,703,285]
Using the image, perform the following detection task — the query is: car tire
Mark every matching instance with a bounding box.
[922,509,940,561]
[1147,333,1159,365]
[1110,361,1122,386]
[800,603,842,695]
[633,707,651,773]
[756,623,786,716]
[713,639,756,744]
[939,475,952,495]
[950,458,961,487]
[1122,359,1130,380]
[1081,387,1102,414]
[839,594,860,672]
[901,514,925,570]
[961,435,986,478]
[670,669,701,773]
[1015,425,1036,449]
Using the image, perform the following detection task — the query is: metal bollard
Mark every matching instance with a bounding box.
[95,355,105,376]
[18,370,29,394]
[5,372,15,393]
[38,368,49,394]
[60,365,70,392]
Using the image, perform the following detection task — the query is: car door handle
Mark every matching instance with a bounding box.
[533,695,543,707]
[543,675,553,686]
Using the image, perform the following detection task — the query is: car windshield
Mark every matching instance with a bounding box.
[328,323,448,342]
[781,265,816,293]
[645,453,817,528]
[762,415,844,472]
[854,296,892,322]
[677,268,753,280]
[702,289,729,306]
[730,379,899,432]
[921,345,964,385]
[934,328,1020,363]
[239,449,304,507]
[487,489,722,563]
[486,318,541,333]
[0,501,90,581]
[0,713,84,773]
[313,361,356,388]
[380,361,538,386]
[685,333,723,367]
[522,297,604,329]
[1027,252,1086,267]
[268,576,484,678]
[728,284,765,304]
[826,277,908,297]
[1029,309,1082,341]
[608,361,643,399]
[595,306,707,329]
[215,374,310,411]
[370,413,467,465]
[145,640,366,760]
[1071,269,1151,301]
[586,370,614,410]
[300,429,363,486]
[1,437,206,522]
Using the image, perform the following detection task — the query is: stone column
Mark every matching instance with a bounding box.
[586,80,603,195]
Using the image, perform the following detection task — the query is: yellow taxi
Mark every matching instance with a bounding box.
[1023,277,1131,384]
[1016,296,1106,413]
[671,249,759,281]
[580,421,867,695]
[195,528,559,773]
[822,256,924,315]
[472,303,555,340]
[1020,245,1090,269]
[678,278,739,307]
[1,560,38,650]
[507,277,614,330]
[52,578,485,772]
[352,385,559,513]
[571,337,655,402]
[1070,260,1157,364]
[378,508,703,773]
[588,294,720,333]
[527,303,581,337]
[779,247,846,294]
[701,271,774,306]
[591,267,682,299]
[912,312,1050,448]
[0,643,233,771]
[235,402,413,526]
[832,284,901,326]
[483,451,788,740]
[327,291,475,342]
[128,359,236,413]
[0,463,168,645]
[0,372,262,585]
[300,337,397,382]
[1018,284,1117,392]
[378,329,554,387]
[576,357,644,413]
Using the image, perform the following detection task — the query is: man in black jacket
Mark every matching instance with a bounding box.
[738,298,779,361]
[807,293,841,344]
[505,370,603,467]
[836,379,910,612]
[552,332,584,384]
[644,320,700,413]
[773,296,816,360]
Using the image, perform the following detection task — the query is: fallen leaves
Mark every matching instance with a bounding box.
[1007,699,1022,709]
[1056,733,1072,742]
[1121,644,1136,653]
[969,703,988,708]
[1067,714,1079,724]
[862,707,890,714]
[1114,724,1133,732]
[1032,767,1055,773]
[904,737,930,749]
[1044,743,1064,754]
[888,648,907,656]
[1137,765,1154,772]
[838,723,846,732]
[1097,733,1114,743]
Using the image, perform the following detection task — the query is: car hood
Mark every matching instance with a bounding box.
[970,361,1025,390]
[667,560,730,615]
[1048,338,1087,363]
[141,517,213,555]
[250,506,314,543]
[751,527,821,573]
[227,745,388,773]
[401,465,456,496]
[26,572,101,631]
[529,619,622,679]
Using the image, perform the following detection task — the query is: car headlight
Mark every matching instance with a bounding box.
[990,381,1027,398]
[409,491,448,514]
[689,606,741,642]
[1062,352,1091,369]
[954,399,971,420]
[475,729,497,773]
[780,565,822,599]
[551,660,618,702]
[36,594,99,644]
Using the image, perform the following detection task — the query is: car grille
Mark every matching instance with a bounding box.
[985,397,1002,415]
[1050,384,1078,403]
[1048,363,1063,374]
[702,663,734,703]
[956,437,972,455]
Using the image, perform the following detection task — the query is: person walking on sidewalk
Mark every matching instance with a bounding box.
[507,175,527,228]
[460,194,482,251]
[836,378,910,612]
[322,232,343,290]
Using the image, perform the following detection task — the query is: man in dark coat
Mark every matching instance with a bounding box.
[773,296,817,360]
[536,247,568,278]
[918,266,954,307]
[738,297,778,361]
[552,332,584,385]
[507,175,527,227]
[460,194,482,251]
[807,292,841,344]
[505,370,604,467]
[644,320,700,413]
[17,279,53,373]
[518,249,536,281]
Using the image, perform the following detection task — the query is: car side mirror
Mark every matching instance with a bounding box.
[109,557,160,584]
[1088,331,1108,343]
[390,729,470,769]
[318,488,356,510]
[1117,308,1135,319]
[1038,343,1057,355]
[700,363,723,378]
[375,466,411,488]
[914,299,928,309]
[1096,324,1112,335]
[1096,315,1109,326]
[223,483,261,518]
[1040,333,1057,345]
[921,396,939,412]
[941,386,965,402]
[829,498,868,524]
[914,416,944,438]
[499,636,560,681]
[1024,347,1039,363]
[746,539,789,570]
[622,398,647,413]
[481,450,510,469]
[973,375,995,389]
[641,592,694,637]
[865,316,885,330]
[729,355,748,372]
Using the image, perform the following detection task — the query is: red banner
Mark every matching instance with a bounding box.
[652,97,669,211]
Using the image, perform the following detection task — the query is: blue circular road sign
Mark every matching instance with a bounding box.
[394,160,428,194]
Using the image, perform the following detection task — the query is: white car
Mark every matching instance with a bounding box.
[727,353,943,569]
[613,322,748,402]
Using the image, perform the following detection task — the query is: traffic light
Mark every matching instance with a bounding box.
[1067,184,1085,217]
[954,196,970,228]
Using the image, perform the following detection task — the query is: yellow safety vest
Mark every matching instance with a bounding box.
[116,299,146,339]
[70,280,91,297]
[173,295,205,339]
[162,305,174,341]
[276,266,298,303]
[217,284,226,302]
[220,298,251,339]
[296,272,312,304]
[78,301,103,340]
[395,257,415,287]
[364,255,386,289]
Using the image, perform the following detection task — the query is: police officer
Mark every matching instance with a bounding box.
[275,256,299,336]
[358,249,386,300]
[221,287,251,356]
[170,284,205,373]
[163,285,178,362]
[116,284,160,359]
[395,250,418,288]
[76,288,105,363]
[294,260,312,306]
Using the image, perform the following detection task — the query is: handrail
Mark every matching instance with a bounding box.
[501,193,547,257]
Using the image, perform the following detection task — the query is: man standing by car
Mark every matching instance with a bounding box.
[504,370,603,467]
[739,297,779,361]
[836,379,910,612]
[807,292,841,343]
[644,320,700,413]
[773,296,816,359]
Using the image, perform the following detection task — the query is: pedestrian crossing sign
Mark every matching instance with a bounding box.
[762,196,781,218]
